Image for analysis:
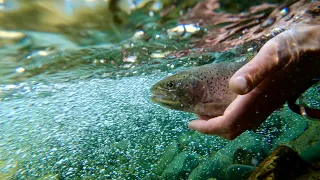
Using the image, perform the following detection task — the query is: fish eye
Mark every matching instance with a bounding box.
[166,81,175,88]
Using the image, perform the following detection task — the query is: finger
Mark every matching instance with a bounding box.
[188,117,225,135]
[188,119,240,140]
[229,38,282,95]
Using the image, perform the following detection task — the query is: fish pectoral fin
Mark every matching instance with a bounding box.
[199,102,229,117]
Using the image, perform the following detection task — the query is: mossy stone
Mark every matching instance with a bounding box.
[290,122,320,153]
[225,164,256,180]
[161,151,198,180]
[188,154,232,180]
[299,140,320,164]
[153,141,180,175]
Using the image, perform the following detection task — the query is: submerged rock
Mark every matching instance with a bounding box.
[225,164,256,180]
[290,122,320,154]
[153,141,180,176]
[188,131,264,179]
[233,148,264,166]
[248,145,311,180]
[260,17,276,28]
[188,154,232,180]
[161,151,198,179]
[273,110,309,148]
[296,170,320,180]
[291,122,320,164]
[300,140,320,165]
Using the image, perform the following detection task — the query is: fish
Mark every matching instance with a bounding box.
[150,62,320,120]
[150,62,246,117]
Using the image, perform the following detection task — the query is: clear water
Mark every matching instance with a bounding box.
[0,0,319,179]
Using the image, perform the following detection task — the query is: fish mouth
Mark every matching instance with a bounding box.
[150,94,180,106]
[150,84,181,107]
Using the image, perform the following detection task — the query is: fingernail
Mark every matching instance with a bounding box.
[233,76,249,93]
[188,122,196,130]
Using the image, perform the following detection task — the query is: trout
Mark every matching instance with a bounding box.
[150,62,245,117]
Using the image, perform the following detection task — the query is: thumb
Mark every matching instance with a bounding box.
[229,39,282,95]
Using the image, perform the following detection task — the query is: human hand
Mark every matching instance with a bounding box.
[189,25,320,140]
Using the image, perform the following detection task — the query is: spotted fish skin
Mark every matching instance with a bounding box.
[150,62,246,116]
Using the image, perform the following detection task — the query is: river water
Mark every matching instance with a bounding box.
[0,0,319,179]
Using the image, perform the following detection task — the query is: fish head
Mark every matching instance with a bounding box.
[150,71,205,112]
